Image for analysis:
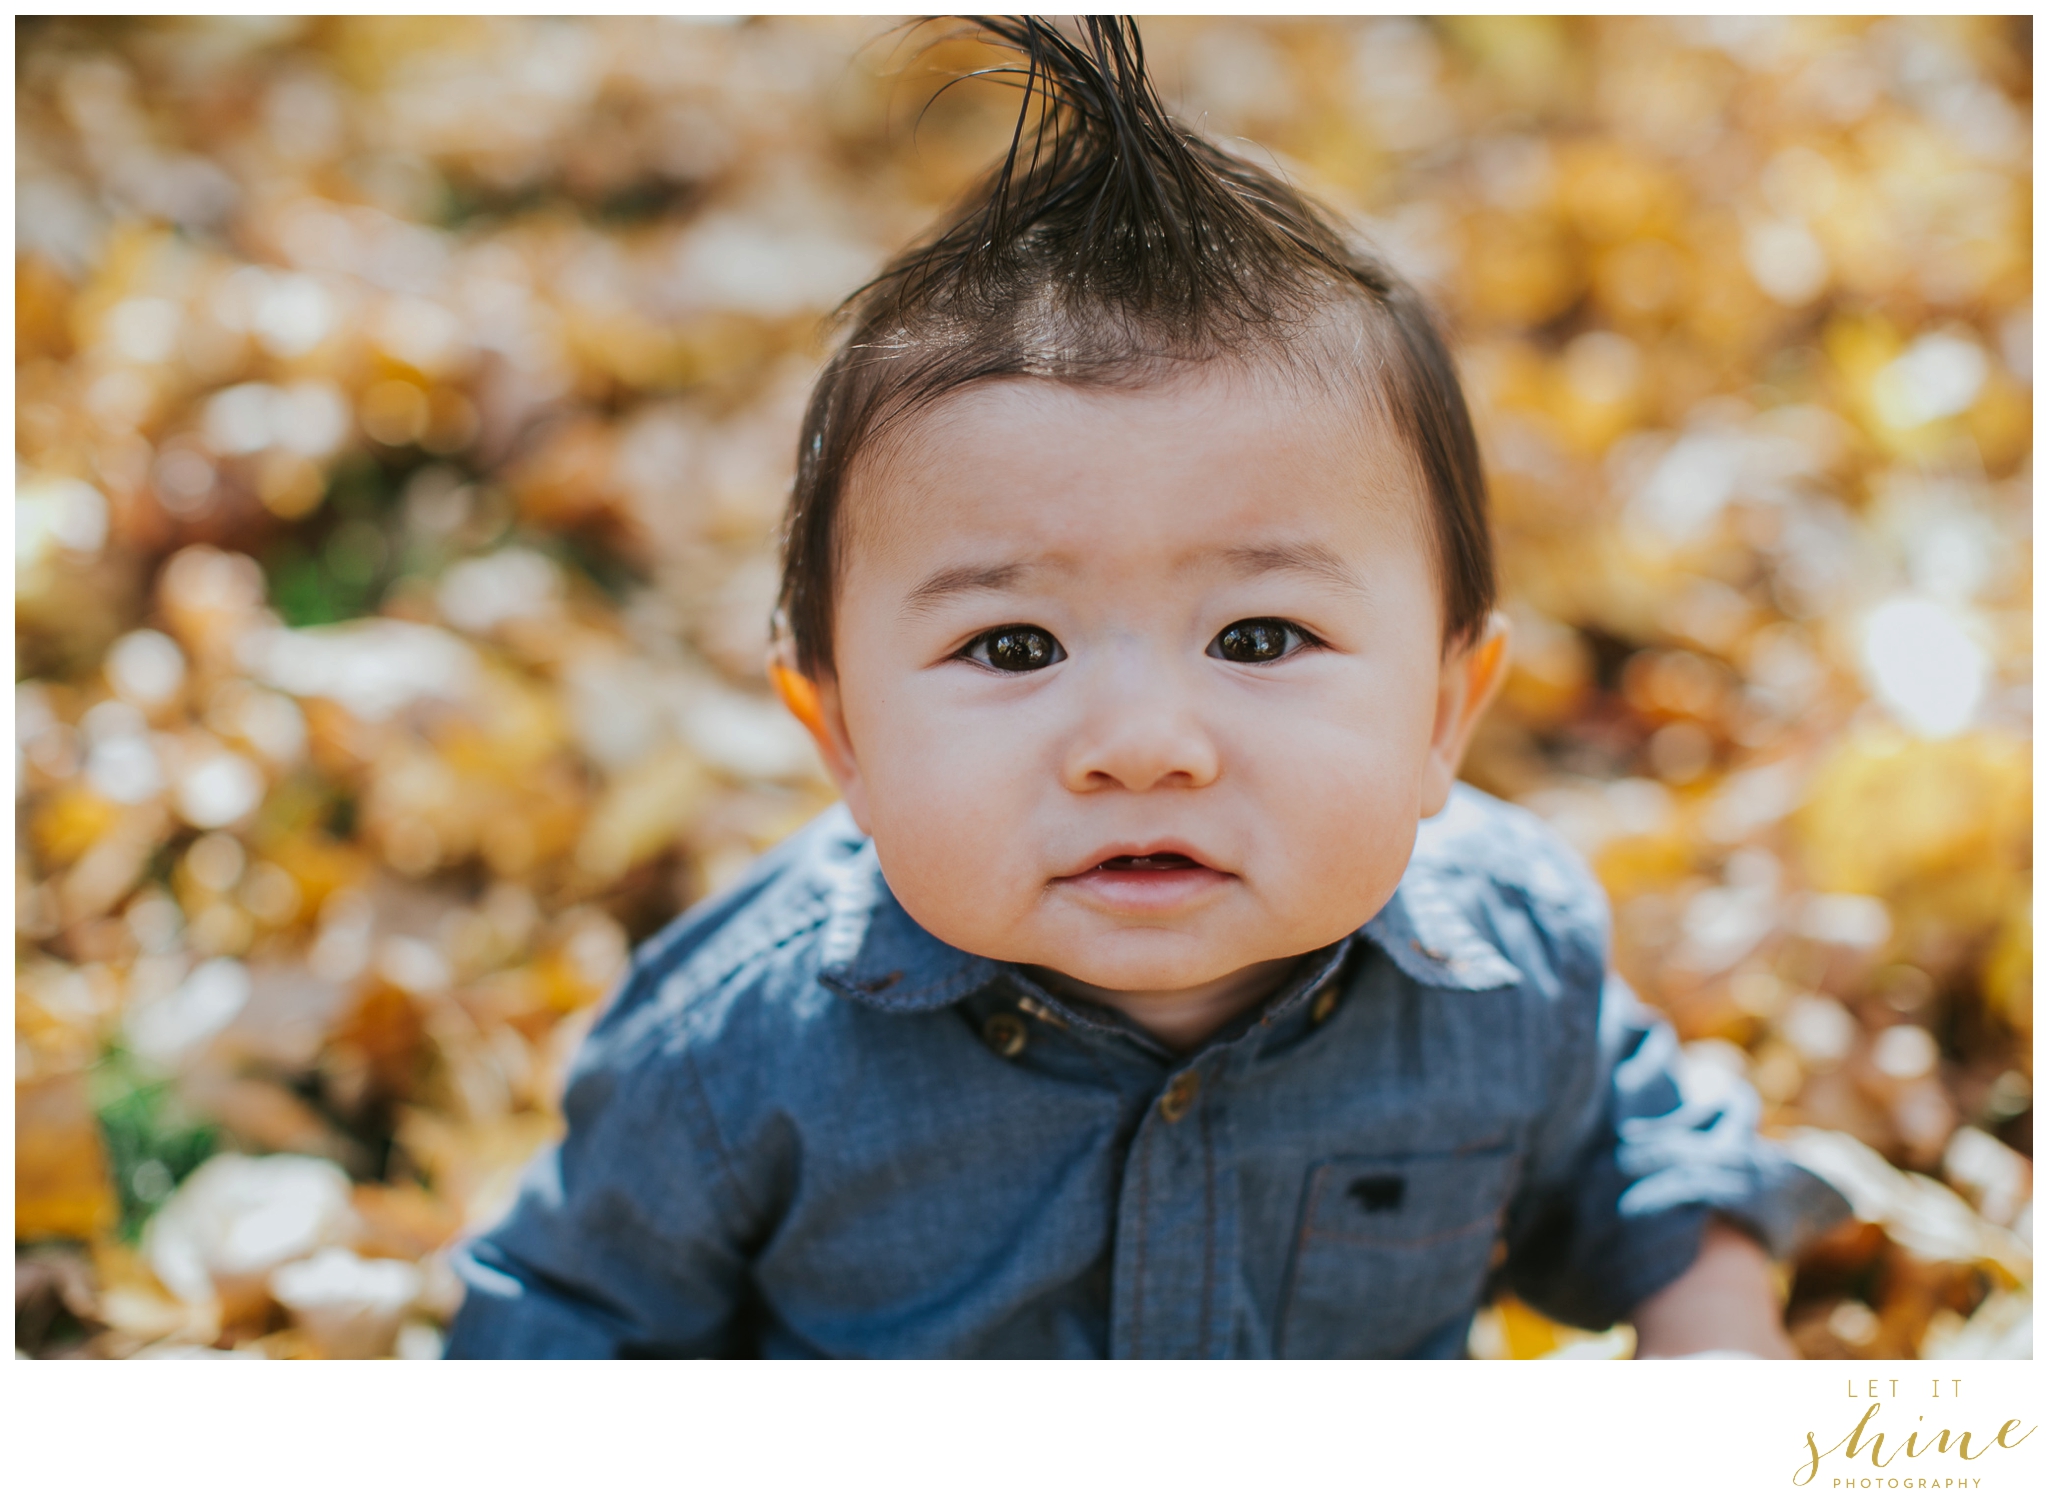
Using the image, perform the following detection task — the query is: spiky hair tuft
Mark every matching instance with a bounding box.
[890,17,1370,329]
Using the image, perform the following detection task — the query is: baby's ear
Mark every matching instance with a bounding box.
[766,645,872,833]
[767,649,827,742]
[1420,611,1511,818]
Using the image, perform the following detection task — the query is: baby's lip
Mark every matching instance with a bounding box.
[1056,841,1225,880]
[1051,841,1235,914]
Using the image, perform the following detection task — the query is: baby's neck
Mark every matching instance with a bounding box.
[1030,955,1304,1054]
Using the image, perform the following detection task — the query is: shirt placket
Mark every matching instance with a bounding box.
[1001,946,1351,1361]
[1108,1054,1241,1360]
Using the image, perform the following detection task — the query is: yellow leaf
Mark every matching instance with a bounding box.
[15,1072,119,1241]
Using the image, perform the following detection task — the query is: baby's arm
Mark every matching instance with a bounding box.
[445,1038,751,1357]
[1628,1216,1796,1359]
[1495,965,1846,1350]
[445,949,756,1356]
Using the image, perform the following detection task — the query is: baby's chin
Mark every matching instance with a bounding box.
[990,926,1292,998]
[890,869,1379,998]
[901,892,1372,999]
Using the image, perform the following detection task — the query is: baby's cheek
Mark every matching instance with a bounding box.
[1255,730,1424,928]
[863,729,1043,943]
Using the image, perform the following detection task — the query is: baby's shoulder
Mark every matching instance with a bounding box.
[1393,783,1612,993]
[1415,783,1604,913]
[573,806,869,1079]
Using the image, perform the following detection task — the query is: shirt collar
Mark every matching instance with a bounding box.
[1362,877,1523,991]
[1364,793,1526,991]
[815,822,1521,1015]
[815,839,1001,1012]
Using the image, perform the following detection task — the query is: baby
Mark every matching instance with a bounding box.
[447,18,1846,1359]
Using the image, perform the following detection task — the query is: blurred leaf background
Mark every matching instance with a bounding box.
[14,16,2031,1360]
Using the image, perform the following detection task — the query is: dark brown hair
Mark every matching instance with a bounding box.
[777,17,1494,679]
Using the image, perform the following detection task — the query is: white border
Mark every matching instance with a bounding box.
[6,1359,2044,1496]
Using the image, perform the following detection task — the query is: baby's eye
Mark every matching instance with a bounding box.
[961,625,1065,673]
[1208,618,1313,664]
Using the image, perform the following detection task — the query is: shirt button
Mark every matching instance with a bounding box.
[1309,985,1341,1025]
[1158,1071,1199,1122]
[982,1011,1028,1059]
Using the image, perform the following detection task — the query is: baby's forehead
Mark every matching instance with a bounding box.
[839,358,1430,573]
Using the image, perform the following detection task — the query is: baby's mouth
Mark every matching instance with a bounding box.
[1094,852,1202,873]
[1055,847,1231,913]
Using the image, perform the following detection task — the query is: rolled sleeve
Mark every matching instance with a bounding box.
[1501,971,1850,1330]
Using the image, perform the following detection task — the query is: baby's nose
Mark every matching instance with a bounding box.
[1058,660,1220,793]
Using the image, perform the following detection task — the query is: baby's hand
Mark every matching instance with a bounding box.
[1630,1217,1797,1360]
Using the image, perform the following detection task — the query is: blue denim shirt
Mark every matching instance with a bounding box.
[446,785,1848,1358]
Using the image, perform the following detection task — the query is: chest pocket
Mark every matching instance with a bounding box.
[1278,1143,1516,1358]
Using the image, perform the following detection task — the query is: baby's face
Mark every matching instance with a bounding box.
[807,364,1501,995]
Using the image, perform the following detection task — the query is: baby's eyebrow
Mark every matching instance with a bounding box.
[901,542,1362,614]
[1216,541,1365,594]
[902,560,1035,614]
